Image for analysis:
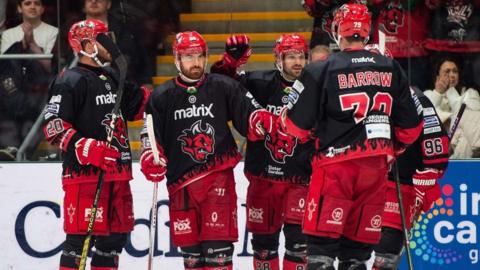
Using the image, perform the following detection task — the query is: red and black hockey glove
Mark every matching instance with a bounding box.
[140,148,167,182]
[74,138,121,171]
[248,109,276,141]
[302,0,329,17]
[223,34,252,69]
[413,169,442,212]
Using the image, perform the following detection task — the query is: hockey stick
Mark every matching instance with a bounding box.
[448,103,466,140]
[392,162,414,270]
[78,34,128,270]
[145,114,166,270]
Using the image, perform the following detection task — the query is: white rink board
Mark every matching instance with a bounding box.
[0,162,266,270]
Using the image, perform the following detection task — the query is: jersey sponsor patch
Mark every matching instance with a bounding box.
[366,123,391,139]
[424,115,440,128]
[292,80,304,94]
[411,92,423,115]
[422,107,436,116]
[49,94,62,103]
[46,103,60,114]
[424,126,442,135]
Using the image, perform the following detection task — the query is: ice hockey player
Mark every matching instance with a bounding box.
[211,33,313,270]
[139,31,275,270]
[43,19,150,270]
[278,4,423,270]
[362,45,450,270]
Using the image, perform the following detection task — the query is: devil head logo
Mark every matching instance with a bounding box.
[265,129,297,164]
[380,0,404,34]
[177,120,215,163]
[101,113,129,149]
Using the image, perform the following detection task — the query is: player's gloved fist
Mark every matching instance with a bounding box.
[74,138,121,171]
[223,35,252,68]
[414,182,441,213]
[140,149,167,182]
[248,109,276,141]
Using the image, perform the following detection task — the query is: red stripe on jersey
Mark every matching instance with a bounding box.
[133,86,151,120]
[424,158,449,165]
[394,120,423,145]
[283,115,311,142]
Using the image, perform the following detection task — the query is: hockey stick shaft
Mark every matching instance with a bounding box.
[393,162,414,270]
[448,103,466,139]
[146,114,161,269]
[79,38,128,270]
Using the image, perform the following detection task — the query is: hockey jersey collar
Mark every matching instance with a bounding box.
[175,74,207,94]
[77,62,106,76]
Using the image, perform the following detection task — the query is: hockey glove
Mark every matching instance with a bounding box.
[414,183,441,213]
[140,148,167,182]
[74,138,121,171]
[413,169,442,212]
[248,109,275,141]
[223,35,252,69]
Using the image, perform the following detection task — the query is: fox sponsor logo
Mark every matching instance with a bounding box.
[174,103,214,120]
[248,207,264,223]
[84,207,104,222]
[173,218,192,234]
[177,120,215,163]
[95,92,117,105]
[351,57,375,64]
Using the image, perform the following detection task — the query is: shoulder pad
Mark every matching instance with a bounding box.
[54,68,85,89]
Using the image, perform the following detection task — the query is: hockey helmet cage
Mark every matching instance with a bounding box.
[172,31,208,57]
[364,44,393,59]
[274,33,309,59]
[68,19,108,54]
[332,4,371,45]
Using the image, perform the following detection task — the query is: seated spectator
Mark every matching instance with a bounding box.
[424,56,480,158]
[310,44,330,62]
[0,0,58,161]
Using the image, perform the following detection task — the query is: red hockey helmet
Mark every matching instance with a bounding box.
[274,33,308,59]
[68,19,108,54]
[364,43,393,59]
[172,31,208,56]
[332,4,371,45]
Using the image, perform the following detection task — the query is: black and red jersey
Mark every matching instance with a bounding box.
[143,73,261,193]
[285,49,422,166]
[43,63,148,185]
[234,70,314,184]
[390,88,449,185]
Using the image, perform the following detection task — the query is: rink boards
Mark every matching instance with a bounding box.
[0,161,479,270]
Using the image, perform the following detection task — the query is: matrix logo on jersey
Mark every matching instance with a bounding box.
[379,0,404,34]
[408,178,480,267]
[174,103,214,120]
[265,129,297,164]
[101,113,129,149]
[95,92,117,105]
[178,120,215,163]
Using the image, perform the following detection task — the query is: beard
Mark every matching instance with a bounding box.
[181,65,204,80]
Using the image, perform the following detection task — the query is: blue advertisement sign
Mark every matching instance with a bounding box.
[400,160,480,269]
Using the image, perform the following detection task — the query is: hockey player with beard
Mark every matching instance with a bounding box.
[139,31,275,270]
[211,33,314,270]
[43,19,150,270]
[361,46,451,270]
[279,4,423,270]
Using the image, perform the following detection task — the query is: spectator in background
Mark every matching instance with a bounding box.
[372,0,432,91]
[310,44,331,62]
[0,0,58,161]
[62,0,155,89]
[425,0,480,90]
